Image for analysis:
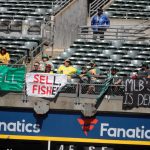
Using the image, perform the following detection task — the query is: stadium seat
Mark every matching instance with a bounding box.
[106,0,149,19]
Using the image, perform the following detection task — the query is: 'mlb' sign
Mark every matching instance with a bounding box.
[123,78,150,109]
[26,73,67,98]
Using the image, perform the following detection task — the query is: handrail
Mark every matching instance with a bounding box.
[15,55,27,65]
[129,20,150,34]
[77,25,150,41]
[89,0,110,17]
[52,0,73,15]
[30,39,53,71]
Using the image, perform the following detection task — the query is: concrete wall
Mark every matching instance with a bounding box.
[0,93,150,114]
[54,0,88,50]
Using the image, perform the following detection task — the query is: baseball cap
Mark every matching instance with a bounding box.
[42,54,49,59]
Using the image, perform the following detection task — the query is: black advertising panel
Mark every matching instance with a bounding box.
[0,139,48,150]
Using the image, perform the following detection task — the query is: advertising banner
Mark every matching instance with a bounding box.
[0,110,150,146]
[26,73,67,98]
[0,65,25,92]
[123,78,150,109]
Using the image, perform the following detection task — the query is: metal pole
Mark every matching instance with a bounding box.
[48,141,51,150]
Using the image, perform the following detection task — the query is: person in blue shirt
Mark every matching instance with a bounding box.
[91,8,110,40]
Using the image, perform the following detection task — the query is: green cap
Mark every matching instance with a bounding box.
[42,54,49,59]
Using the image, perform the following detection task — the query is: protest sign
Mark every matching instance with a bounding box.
[123,78,150,109]
[26,73,67,98]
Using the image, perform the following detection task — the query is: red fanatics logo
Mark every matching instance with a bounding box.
[77,118,98,136]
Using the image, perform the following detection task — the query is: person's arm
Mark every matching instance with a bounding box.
[57,65,63,74]
[6,53,10,64]
[50,62,55,70]
[91,16,95,25]
[99,15,110,27]
[114,79,122,85]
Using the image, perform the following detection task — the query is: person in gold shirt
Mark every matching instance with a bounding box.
[0,47,10,64]
[57,59,77,78]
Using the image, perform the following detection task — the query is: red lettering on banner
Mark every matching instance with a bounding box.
[46,86,52,95]
[32,85,53,95]
[40,75,45,84]
[33,74,39,82]
[31,74,57,96]
[41,85,46,94]
[32,85,38,93]
[38,84,40,94]
[46,76,52,84]
[33,74,53,84]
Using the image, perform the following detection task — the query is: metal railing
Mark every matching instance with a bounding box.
[107,10,150,20]
[77,25,150,41]
[89,0,110,17]
[52,0,73,15]
[30,39,54,70]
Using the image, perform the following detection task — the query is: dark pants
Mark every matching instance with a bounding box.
[93,28,106,40]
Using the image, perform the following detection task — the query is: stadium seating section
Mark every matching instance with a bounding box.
[0,0,70,21]
[52,39,150,77]
[0,0,71,64]
[0,36,41,63]
[106,0,150,19]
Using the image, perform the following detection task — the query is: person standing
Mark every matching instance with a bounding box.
[91,8,110,40]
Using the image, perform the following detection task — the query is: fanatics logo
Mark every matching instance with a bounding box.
[77,118,98,136]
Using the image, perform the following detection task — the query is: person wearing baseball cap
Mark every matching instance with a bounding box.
[88,59,102,79]
[91,8,110,40]
[57,58,77,79]
[107,67,122,85]
[39,54,54,71]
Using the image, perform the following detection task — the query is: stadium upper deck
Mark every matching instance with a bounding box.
[0,0,150,148]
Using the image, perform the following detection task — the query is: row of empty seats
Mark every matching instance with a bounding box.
[0,0,71,35]
[106,0,150,19]
[0,0,70,21]
[52,39,150,77]
[0,36,41,63]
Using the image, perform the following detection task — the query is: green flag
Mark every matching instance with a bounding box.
[95,77,113,108]
[0,65,26,92]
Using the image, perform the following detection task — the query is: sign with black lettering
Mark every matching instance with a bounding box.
[123,78,150,109]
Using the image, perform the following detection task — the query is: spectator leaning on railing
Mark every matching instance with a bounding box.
[0,47,10,64]
[88,60,102,82]
[107,67,122,85]
[75,66,91,83]
[91,8,110,40]
[57,59,77,79]
[105,67,122,98]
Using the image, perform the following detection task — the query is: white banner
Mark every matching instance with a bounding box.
[26,73,67,98]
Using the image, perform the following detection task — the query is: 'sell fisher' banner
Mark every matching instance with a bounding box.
[123,78,150,109]
[26,73,67,98]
